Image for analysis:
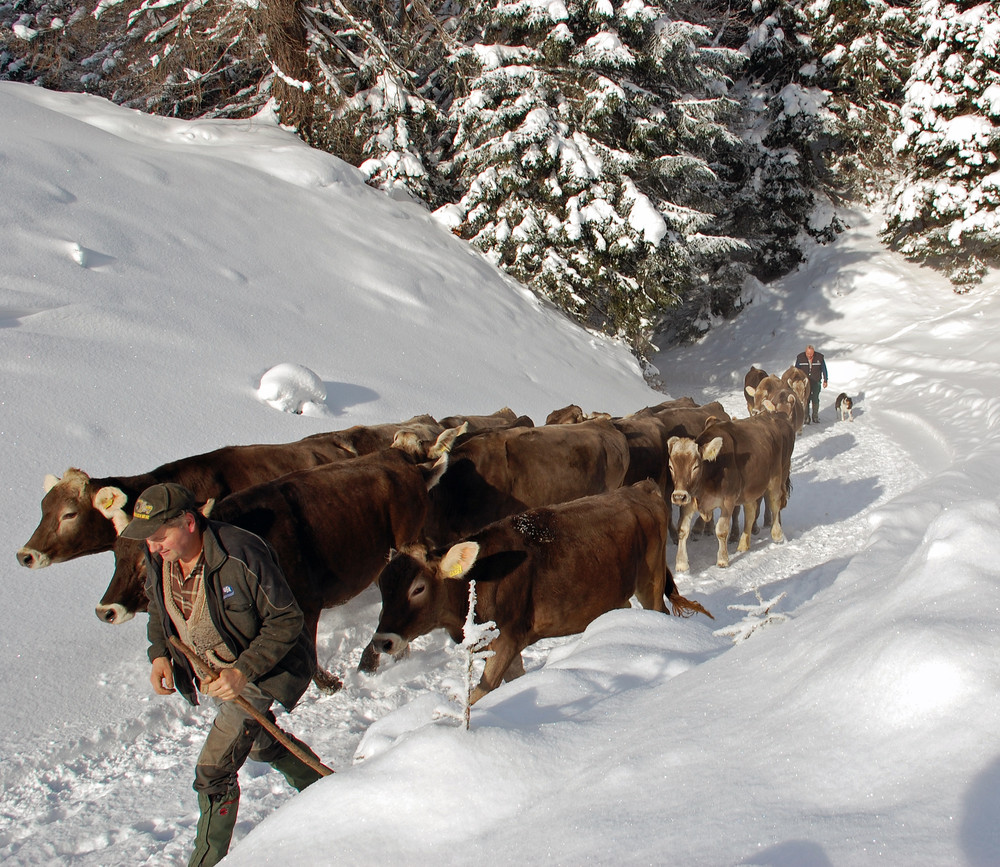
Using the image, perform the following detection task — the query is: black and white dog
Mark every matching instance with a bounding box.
[835,392,854,422]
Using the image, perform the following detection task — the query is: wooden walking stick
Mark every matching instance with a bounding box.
[169,636,333,777]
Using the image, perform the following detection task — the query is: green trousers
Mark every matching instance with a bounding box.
[188,683,323,866]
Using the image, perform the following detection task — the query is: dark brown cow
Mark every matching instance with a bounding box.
[746,375,804,434]
[422,418,630,548]
[667,413,795,572]
[370,480,711,703]
[16,415,443,569]
[743,366,769,415]
[95,429,461,687]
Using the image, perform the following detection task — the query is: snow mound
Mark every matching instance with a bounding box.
[256,363,329,415]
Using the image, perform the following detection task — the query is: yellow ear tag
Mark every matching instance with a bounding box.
[448,562,464,578]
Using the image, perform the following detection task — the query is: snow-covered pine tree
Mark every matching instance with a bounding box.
[436,0,749,356]
[298,0,459,204]
[793,0,916,198]
[884,0,1000,287]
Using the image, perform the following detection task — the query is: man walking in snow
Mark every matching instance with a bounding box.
[122,482,323,866]
[795,344,829,424]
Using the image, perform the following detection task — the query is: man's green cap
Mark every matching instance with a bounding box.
[120,482,197,540]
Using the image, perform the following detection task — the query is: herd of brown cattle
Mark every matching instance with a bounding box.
[17,379,800,702]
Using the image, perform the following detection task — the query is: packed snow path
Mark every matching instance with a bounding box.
[0,385,923,865]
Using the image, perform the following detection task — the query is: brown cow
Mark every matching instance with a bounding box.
[544,404,613,424]
[781,366,810,412]
[369,481,711,703]
[437,407,523,433]
[746,375,804,434]
[667,413,795,572]
[612,402,732,542]
[744,367,768,415]
[16,415,443,569]
[422,418,630,548]
[95,428,462,688]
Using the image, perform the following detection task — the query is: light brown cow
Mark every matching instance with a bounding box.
[16,415,442,569]
[422,418,630,548]
[544,405,613,425]
[667,413,795,571]
[744,366,768,415]
[437,407,524,433]
[781,366,810,411]
[746,375,804,434]
[370,480,712,703]
[95,428,462,688]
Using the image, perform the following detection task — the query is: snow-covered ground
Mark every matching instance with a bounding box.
[2,81,999,866]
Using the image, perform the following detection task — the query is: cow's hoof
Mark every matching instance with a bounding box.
[313,669,343,694]
[357,644,381,674]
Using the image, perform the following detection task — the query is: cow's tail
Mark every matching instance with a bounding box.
[668,590,714,619]
[781,474,792,511]
[664,567,713,618]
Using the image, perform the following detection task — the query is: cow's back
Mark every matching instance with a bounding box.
[212,449,429,611]
[470,481,670,637]
[426,419,629,545]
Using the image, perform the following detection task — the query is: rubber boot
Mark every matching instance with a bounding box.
[189,789,239,867]
[812,412,820,424]
[270,744,325,791]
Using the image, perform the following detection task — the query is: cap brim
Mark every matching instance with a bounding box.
[119,517,162,541]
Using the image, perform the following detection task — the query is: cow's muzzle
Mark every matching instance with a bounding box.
[371,632,406,656]
[16,547,50,569]
[95,603,135,625]
[671,491,691,506]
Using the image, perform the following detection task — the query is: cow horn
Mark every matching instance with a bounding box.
[439,541,480,580]
[200,498,216,517]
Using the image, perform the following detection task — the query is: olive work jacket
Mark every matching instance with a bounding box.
[145,520,314,711]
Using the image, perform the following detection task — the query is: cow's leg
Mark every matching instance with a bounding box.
[303,611,343,694]
[472,639,522,704]
[502,653,526,682]
[767,486,785,544]
[714,508,732,567]
[675,503,696,573]
[729,506,741,542]
[738,499,757,553]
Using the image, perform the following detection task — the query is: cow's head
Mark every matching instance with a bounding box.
[391,423,467,463]
[370,541,484,655]
[667,435,723,506]
[17,469,123,568]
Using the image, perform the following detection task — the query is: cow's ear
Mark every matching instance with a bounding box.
[439,541,480,580]
[745,385,757,398]
[667,435,680,453]
[702,436,724,462]
[93,486,128,516]
[43,473,61,493]
[422,452,450,491]
[200,498,216,518]
[762,399,776,412]
[429,423,467,459]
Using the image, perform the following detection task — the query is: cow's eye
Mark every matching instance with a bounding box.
[408,580,427,602]
[61,510,78,522]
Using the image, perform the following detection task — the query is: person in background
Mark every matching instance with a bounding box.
[121,482,324,867]
[795,344,829,424]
